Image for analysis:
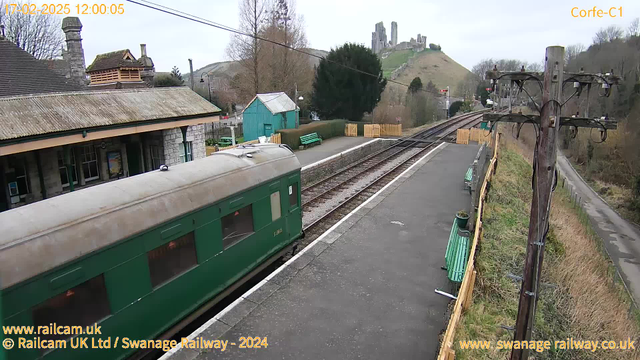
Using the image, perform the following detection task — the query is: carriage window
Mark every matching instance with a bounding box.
[289,183,298,208]
[222,204,254,249]
[32,275,111,342]
[271,192,281,221]
[147,232,197,287]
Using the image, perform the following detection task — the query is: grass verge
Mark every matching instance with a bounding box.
[453,139,640,360]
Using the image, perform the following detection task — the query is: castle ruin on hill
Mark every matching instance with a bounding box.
[371,21,427,54]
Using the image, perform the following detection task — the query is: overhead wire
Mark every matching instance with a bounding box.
[125,0,428,93]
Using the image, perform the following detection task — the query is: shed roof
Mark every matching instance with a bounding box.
[86,49,144,72]
[246,92,297,115]
[0,39,84,97]
[0,87,221,142]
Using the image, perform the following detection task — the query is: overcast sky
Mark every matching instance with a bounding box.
[35,0,640,72]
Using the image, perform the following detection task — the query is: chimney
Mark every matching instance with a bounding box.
[138,44,155,87]
[61,17,87,86]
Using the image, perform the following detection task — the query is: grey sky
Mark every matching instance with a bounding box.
[35,0,640,73]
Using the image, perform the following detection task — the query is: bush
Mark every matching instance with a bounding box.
[277,120,346,148]
[449,101,463,116]
[428,43,442,51]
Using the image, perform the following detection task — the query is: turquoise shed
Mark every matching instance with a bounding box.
[242,92,298,141]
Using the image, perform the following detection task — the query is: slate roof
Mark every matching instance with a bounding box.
[245,92,298,115]
[0,39,84,97]
[0,87,221,141]
[86,49,144,72]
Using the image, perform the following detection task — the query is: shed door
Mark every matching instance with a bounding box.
[263,124,273,137]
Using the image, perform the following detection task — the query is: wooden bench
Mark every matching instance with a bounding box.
[444,219,471,283]
[300,133,322,148]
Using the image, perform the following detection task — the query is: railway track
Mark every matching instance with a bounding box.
[140,110,486,360]
[299,110,486,246]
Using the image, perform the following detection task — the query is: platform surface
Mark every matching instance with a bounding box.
[295,136,373,167]
[168,143,480,360]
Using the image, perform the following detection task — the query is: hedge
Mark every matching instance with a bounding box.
[277,119,346,149]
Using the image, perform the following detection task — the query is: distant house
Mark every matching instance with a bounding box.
[242,92,298,141]
[86,49,152,89]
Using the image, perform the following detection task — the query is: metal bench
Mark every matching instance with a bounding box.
[300,133,322,148]
[444,219,471,283]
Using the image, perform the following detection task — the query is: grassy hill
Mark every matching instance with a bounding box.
[381,48,471,92]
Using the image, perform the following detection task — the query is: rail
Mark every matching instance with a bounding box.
[437,132,500,360]
[303,112,486,235]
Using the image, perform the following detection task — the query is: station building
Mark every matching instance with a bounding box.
[0,22,221,212]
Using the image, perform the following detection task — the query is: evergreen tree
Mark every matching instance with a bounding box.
[311,43,387,121]
[170,66,184,83]
[408,77,423,94]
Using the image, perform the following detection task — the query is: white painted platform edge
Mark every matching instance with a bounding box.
[160,141,446,359]
[300,138,396,171]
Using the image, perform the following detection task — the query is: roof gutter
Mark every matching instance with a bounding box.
[0,112,220,156]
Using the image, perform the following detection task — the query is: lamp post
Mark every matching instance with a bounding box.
[199,72,211,102]
[294,83,303,128]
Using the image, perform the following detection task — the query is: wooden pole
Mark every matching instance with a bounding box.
[510,46,564,360]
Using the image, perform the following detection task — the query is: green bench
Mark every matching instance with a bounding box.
[300,133,322,148]
[444,219,471,283]
[464,167,473,193]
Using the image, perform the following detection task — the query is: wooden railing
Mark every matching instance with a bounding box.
[437,133,500,360]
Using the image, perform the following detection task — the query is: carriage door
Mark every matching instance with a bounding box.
[286,175,301,240]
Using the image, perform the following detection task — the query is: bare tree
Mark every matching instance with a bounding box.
[525,61,543,72]
[593,25,624,44]
[628,18,639,38]
[472,58,494,79]
[565,43,585,66]
[260,0,311,98]
[456,72,479,100]
[0,0,64,59]
[226,0,267,100]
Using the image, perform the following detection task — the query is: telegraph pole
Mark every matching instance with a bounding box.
[511,46,564,360]
[483,47,618,360]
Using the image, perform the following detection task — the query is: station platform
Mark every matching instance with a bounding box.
[164,143,481,360]
[295,136,374,167]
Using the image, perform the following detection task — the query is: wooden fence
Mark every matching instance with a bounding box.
[437,133,500,360]
[456,128,491,145]
[205,133,280,156]
[345,124,358,137]
[470,128,491,144]
[364,124,381,138]
[456,129,470,144]
[380,124,402,136]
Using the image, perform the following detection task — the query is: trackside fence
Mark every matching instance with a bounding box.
[437,132,500,360]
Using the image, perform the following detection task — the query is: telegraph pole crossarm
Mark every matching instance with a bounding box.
[483,113,618,129]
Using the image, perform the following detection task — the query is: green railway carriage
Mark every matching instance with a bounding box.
[0,144,302,360]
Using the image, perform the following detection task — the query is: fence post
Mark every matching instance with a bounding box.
[463,270,477,311]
